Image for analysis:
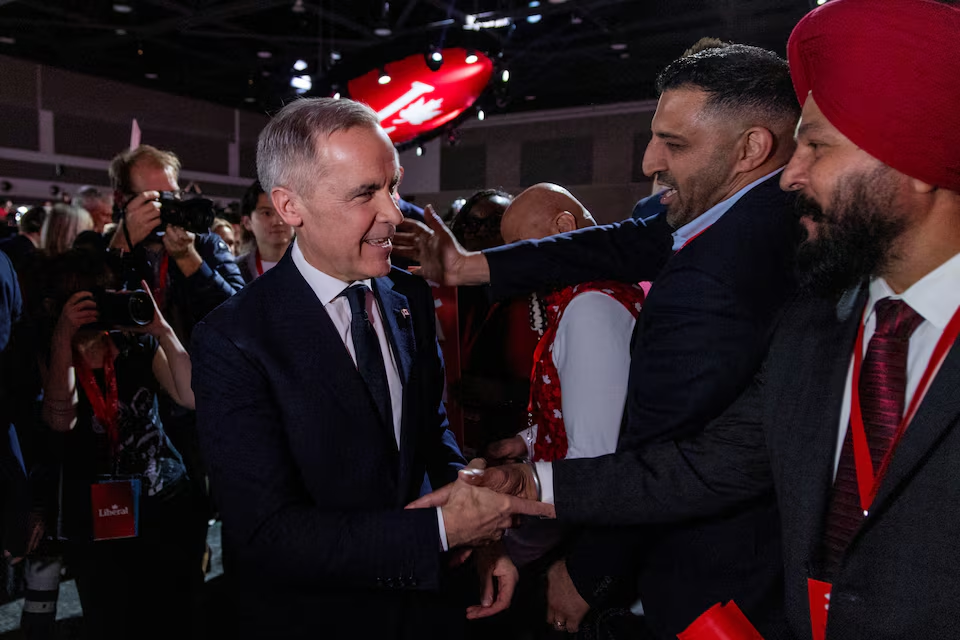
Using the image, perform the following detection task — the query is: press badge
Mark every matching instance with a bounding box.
[90,476,141,541]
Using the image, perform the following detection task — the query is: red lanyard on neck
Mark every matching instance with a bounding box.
[849,302,960,512]
[676,227,710,253]
[153,253,169,310]
[74,338,121,458]
[255,248,264,276]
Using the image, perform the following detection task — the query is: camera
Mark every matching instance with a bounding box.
[90,290,155,328]
[157,192,215,235]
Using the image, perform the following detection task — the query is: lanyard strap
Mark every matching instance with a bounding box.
[255,248,264,276]
[74,340,121,459]
[676,226,710,253]
[849,302,960,511]
[152,253,170,311]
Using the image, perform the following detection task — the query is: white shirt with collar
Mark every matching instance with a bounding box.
[535,167,785,503]
[833,250,960,474]
[291,240,450,549]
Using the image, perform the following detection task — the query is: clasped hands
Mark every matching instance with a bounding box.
[405,459,555,618]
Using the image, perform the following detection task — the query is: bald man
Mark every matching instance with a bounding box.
[488,183,645,469]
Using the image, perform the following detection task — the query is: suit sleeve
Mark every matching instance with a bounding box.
[484,216,674,300]
[553,370,771,526]
[192,321,445,591]
[179,234,244,323]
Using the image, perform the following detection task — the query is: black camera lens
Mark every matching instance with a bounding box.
[127,291,154,326]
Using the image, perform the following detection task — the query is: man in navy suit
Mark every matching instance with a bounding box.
[191,97,547,639]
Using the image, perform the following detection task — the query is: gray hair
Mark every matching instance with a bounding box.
[72,185,110,210]
[256,97,382,195]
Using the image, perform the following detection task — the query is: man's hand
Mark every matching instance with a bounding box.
[485,435,528,463]
[163,225,202,277]
[546,559,591,634]
[112,191,162,249]
[408,460,545,507]
[53,291,98,345]
[392,205,490,286]
[467,543,519,620]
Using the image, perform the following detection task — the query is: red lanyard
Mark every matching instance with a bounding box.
[849,302,960,512]
[153,253,169,310]
[255,248,264,277]
[74,339,121,458]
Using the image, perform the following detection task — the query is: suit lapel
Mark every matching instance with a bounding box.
[865,328,960,519]
[787,287,867,571]
[372,276,418,497]
[264,257,395,450]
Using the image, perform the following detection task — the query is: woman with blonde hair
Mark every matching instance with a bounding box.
[40,204,93,257]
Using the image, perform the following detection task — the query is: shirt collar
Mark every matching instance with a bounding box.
[671,167,784,251]
[291,239,372,306]
[867,251,960,330]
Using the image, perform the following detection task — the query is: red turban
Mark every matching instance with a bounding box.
[787,0,960,192]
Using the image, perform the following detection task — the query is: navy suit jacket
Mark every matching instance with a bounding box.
[191,251,466,639]
[485,174,800,636]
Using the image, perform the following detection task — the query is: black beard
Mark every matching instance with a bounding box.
[795,171,906,298]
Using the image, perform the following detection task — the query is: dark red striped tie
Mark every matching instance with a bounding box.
[821,298,924,579]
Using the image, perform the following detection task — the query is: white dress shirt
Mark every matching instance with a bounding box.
[291,240,450,549]
[833,251,960,475]
[519,291,637,460]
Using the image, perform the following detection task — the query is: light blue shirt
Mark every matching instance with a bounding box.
[670,167,784,251]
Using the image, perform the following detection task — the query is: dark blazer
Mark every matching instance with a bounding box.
[191,250,466,639]
[486,174,800,636]
[0,250,27,559]
[563,286,960,638]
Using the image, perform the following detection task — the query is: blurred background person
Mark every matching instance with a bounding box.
[235,180,294,283]
[40,204,92,258]
[210,217,239,257]
[0,206,45,273]
[72,186,114,235]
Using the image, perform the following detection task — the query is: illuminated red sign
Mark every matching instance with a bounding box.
[348,47,494,146]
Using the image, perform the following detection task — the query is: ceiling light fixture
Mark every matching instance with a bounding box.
[145,72,158,79]
[416,146,424,157]
[526,14,542,23]
[244,97,256,103]
[501,69,510,82]
[257,51,272,59]
[291,0,305,14]
[333,92,341,100]
[465,49,479,64]
[113,3,133,13]
[477,109,485,121]
[0,37,15,45]
[425,47,444,71]
[290,74,312,92]
[293,59,308,71]
[378,68,391,85]
[610,43,628,51]
[115,29,127,35]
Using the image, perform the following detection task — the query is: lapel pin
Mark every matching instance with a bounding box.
[399,308,411,324]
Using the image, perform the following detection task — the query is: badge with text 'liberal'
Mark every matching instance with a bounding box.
[90,476,141,541]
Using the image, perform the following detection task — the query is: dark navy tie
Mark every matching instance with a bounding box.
[343,284,393,430]
[821,298,923,578]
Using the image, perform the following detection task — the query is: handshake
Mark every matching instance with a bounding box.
[406,459,556,549]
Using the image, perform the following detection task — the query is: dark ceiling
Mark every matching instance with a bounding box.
[0,0,813,116]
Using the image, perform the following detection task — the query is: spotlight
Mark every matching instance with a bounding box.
[333,92,341,100]
[527,14,542,23]
[816,0,827,4]
[501,69,510,82]
[112,3,133,13]
[374,25,393,36]
[465,49,479,64]
[257,51,272,59]
[610,43,627,51]
[529,1,540,6]
[293,59,308,71]
[291,0,305,13]
[330,50,342,62]
[145,72,158,79]
[425,47,444,71]
[416,146,424,157]
[378,68,391,84]
[477,109,485,121]
[17,206,27,214]
[290,74,312,92]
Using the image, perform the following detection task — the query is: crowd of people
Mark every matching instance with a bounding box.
[2,0,960,638]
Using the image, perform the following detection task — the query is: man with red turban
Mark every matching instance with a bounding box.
[413,0,960,637]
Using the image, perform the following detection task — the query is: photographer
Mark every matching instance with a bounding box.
[106,145,242,558]
[39,249,203,640]
[107,145,243,342]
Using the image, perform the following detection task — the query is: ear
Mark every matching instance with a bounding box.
[241,215,253,232]
[735,127,775,173]
[271,187,304,228]
[555,211,577,234]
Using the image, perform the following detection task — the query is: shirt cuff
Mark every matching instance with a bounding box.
[437,507,449,552]
[535,461,555,505]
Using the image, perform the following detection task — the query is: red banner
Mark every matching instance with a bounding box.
[90,478,140,541]
[348,48,494,146]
